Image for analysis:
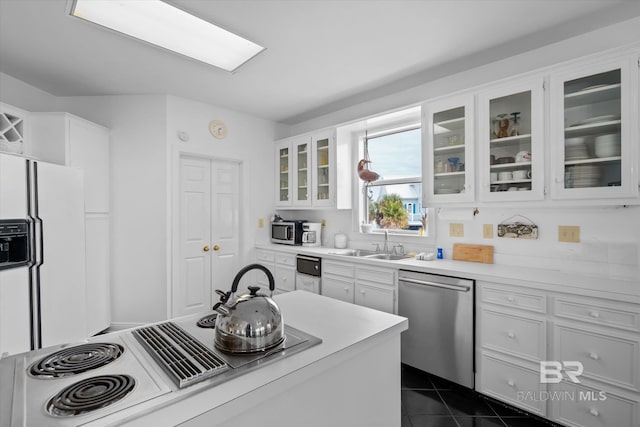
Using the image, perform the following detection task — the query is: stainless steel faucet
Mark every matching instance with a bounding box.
[382,230,389,253]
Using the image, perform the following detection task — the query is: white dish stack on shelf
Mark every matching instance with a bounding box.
[564,137,589,161]
[594,133,620,158]
[566,164,601,188]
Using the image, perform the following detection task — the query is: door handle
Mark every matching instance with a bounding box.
[203,246,210,252]
[213,245,220,251]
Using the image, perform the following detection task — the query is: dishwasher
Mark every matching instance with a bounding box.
[398,270,474,388]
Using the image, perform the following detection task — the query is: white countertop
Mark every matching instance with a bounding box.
[115,291,408,426]
[257,243,640,301]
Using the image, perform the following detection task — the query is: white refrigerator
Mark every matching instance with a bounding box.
[0,153,87,356]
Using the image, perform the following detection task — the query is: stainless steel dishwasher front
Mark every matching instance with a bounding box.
[398,270,474,388]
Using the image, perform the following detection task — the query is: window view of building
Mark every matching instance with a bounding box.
[362,127,425,233]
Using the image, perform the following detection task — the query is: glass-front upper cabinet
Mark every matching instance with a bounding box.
[478,78,544,201]
[275,138,292,206]
[550,53,638,200]
[423,94,475,203]
[293,136,312,206]
[311,130,335,207]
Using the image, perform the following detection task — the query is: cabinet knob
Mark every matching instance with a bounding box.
[203,245,210,252]
[343,287,349,292]
[507,331,516,339]
[213,244,220,251]
[507,296,515,303]
[555,177,563,183]
[507,379,515,387]
[589,352,599,361]
[589,311,600,318]
[589,408,599,417]
[360,290,366,295]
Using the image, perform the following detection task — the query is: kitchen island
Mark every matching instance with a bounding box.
[0,291,407,427]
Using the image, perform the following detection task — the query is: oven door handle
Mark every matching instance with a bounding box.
[296,255,320,262]
[399,277,470,292]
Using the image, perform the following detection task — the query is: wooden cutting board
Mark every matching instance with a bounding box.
[452,243,494,264]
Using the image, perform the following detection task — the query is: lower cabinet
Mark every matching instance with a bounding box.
[354,265,395,314]
[322,260,355,303]
[476,281,640,427]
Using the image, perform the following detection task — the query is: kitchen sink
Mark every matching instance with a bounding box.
[334,250,410,260]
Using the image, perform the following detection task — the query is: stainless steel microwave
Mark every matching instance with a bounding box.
[271,221,306,245]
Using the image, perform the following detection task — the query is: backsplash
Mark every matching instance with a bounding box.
[271,205,640,280]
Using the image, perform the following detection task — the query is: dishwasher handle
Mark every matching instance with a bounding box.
[399,277,471,292]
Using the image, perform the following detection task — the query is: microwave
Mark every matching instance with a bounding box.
[271,221,306,245]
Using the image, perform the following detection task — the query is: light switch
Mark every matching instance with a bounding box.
[558,225,580,243]
[483,224,493,239]
[450,223,464,237]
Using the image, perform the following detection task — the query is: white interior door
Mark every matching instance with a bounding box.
[210,160,240,295]
[174,157,241,317]
[176,157,212,317]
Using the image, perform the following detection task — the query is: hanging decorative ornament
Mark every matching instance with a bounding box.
[357,131,380,183]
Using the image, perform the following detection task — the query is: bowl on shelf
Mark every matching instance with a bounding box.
[495,156,515,165]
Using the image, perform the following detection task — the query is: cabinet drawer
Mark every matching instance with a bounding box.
[480,308,545,361]
[255,249,275,263]
[553,297,640,333]
[355,282,394,314]
[275,265,295,292]
[322,276,354,304]
[553,323,639,391]
[550,381,637,427]
[479,354,545,416]
[480,284,546,313]
[323,260,355,278]
[355,266,394,286]
[275,252,296,267]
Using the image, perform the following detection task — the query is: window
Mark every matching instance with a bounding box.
[360,127,426,234]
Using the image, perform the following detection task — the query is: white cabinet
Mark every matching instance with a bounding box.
[254,249,295,294]
[477,281,640,426]
[321,259,355,303]
[478,77,545,201]
[423,93,475,203]
[354,265,395,314]
[550,53,639,200]
[29,112,111,335]
[0,102,27,156]
[275,129,336,208]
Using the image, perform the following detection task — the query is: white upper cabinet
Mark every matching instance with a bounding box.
[550,53,639,200]
[275,129,335,208]
[423,94,475,203]
[478,77,545,202]
[293,136,312,206]
[275,138,292,207]
[311,130,335,207]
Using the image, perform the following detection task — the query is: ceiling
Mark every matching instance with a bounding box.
[1,0,639,125]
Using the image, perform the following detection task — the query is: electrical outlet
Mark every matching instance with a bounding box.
[449,223,464,238]
[321,219,327,227]
[558,225,580,243]
[483,224,493,239]
[258,218,264,228]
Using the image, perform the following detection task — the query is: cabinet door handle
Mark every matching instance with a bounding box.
[589,408,599,417]
[213,244,220,251]
[507,379,515,387]
[203,245,210,252]
[507,296,515,303]
[589,311,600,318]
[507,331,516,339]
[589,352,599,361]
[343,287,349,292]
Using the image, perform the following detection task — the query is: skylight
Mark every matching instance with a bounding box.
[69,0,265,72]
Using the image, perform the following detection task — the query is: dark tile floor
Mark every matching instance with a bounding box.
[401,364,562,427]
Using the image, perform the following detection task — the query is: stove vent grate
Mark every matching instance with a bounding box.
[133,322,227,388]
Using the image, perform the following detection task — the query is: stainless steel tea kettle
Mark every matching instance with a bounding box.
[213,264,284,353]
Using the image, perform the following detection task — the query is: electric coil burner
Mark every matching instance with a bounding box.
[29,343,124,378]
[46,374,135,417]
[196,313,217,329]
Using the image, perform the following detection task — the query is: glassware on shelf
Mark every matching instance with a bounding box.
[510,112,520,136]
[448,157,459,171]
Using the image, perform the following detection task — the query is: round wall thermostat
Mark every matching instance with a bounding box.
[209,120,228,139]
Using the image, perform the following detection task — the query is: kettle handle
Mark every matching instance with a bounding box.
[231,263,275,294]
